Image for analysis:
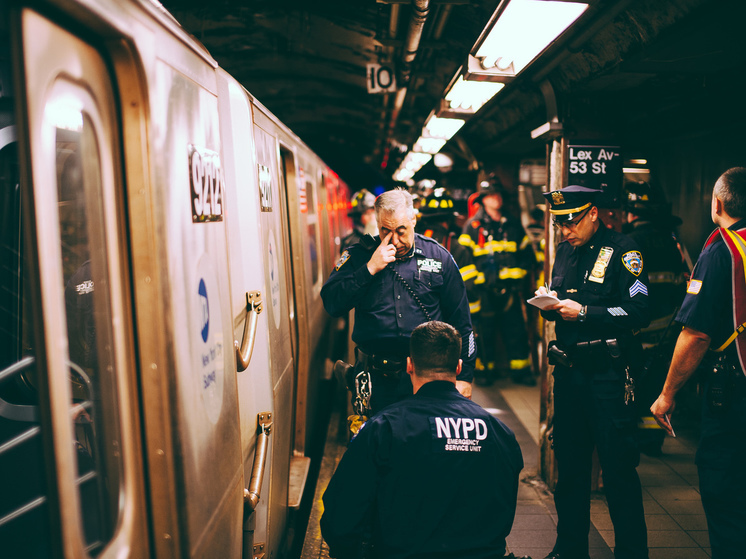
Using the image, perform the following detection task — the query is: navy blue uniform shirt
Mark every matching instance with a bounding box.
[676,218,746,370]
[320,380,523,559]
[543,224,651,346]
[321,233,476,382]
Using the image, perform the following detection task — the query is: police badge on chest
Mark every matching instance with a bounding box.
[589,247,614,283]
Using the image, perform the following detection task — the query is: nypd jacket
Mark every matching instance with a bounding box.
[321,233,476,382]
[320,381,523,559]
[543,223,651,347]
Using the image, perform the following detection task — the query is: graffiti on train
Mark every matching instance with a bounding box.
[190,144,225,223]
[195,261,225,424]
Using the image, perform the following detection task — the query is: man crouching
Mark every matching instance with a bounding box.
[320,321,525,559]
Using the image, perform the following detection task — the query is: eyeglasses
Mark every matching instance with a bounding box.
[552,207,590,230]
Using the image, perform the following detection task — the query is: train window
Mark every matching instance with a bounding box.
[0,101,54,558]
[53,104,123,554]
[306,179,320,283]
[0,15,53,554]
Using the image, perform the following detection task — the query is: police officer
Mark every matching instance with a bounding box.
[623,181,688,454]
[320,321,524,559]
[651,167,746,558]
[321,188,476,413]
[459,180,536,385]
[537,185,650,559]
[342,189,377,250]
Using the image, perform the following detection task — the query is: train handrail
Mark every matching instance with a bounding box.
[244,412,272,512]
[235,291,263,372]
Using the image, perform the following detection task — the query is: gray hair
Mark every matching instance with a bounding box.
[714,167,746,219]
[375,188,417,220]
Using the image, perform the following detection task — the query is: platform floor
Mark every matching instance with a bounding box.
[302,378,711,559]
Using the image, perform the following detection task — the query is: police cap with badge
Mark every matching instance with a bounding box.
[542,185,602,223]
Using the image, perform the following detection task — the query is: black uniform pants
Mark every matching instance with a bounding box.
[696,377,746,559]
[552,363,648,559]
[476,290,530,369]
[350,352,411,415]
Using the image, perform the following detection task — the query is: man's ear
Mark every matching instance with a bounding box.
[406,357,414,376]
[456,359,462,376]
[714,196,724,217]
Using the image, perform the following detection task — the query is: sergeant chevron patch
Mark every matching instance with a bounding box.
[629,279,648,297]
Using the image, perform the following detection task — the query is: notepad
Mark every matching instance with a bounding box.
[527,294,561,310]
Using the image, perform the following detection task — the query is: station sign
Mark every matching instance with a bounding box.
[567,143,622,206]
[367,63,396,93]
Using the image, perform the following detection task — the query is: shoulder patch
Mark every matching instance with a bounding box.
[335,250,350,271]
[622,250,643,276]
[687,279,703,294]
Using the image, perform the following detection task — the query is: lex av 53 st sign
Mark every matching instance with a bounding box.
[567,143,622,206]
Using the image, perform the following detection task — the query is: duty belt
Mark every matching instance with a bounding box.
[355,348,406,375]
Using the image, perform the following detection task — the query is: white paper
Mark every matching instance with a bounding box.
[527,294,561,310]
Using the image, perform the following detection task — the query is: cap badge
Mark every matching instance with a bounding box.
[551,191,565,205]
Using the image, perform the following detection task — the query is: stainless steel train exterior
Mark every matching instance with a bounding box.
[0,0,351,557]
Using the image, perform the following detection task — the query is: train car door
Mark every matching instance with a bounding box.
[252,112,296,554]
[7,8,149,557]
[216,72,276,554]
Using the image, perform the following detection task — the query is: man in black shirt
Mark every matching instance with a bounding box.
[320,321,524,559]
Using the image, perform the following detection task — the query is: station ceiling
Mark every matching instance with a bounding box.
[159,0,746,191]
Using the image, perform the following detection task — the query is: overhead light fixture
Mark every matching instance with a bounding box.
[423,114,466,140]
[413,137,447,154]
[442,75,504,115]
[465,0,588,82]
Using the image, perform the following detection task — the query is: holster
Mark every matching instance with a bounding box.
[547,340,572,368]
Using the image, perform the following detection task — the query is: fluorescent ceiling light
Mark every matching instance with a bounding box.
[623,167,650,174]
[475,0,588,76]
[628,159,648,165]
[423,115,466,140]
[413,137,447,154]
[403,152,433,171]
[445,76,504,113]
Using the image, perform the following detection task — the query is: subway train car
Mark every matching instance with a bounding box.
[0,0,351,557]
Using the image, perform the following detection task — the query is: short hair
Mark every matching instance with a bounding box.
[375,188,417,220]
[714,167,746,218]
[409,321,461,377]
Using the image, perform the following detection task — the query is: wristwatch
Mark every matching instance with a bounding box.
[578,305,587,322]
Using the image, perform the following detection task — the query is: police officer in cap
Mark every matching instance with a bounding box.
[342,189,377,250]
[320,321,525,559]
[322,188,476,414]
[459,179,536,385]
[536,185,650,559]
[651,167,746,558]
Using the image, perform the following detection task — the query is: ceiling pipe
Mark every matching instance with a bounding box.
[381,0,431,170]
[389,4,400,38]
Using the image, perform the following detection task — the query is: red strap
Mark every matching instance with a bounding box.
[708,227,746,372]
